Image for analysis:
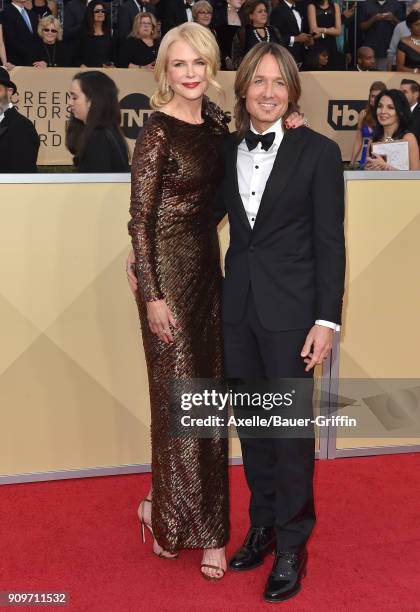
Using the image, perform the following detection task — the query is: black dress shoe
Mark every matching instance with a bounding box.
[229,526,276,572]
[263,549,307,603]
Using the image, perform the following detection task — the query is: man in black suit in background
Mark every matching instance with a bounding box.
[215,43,345,602]
[158,0,195,35]
[0,69,40,173]
[1,0,38,66]
[118,0,156,41]
[270,0,313,64]
[400,79,420,147]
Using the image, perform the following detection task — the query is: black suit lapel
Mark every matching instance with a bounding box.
[253,127,305,232]
[0,125,8,139]
[226,137,251,231]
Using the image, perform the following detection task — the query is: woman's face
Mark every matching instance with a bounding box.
[137,16,154,39]
[250,3,268,27]
[319,51,329,66]
[41,23,58,44]
[369,89,381,107]
[69,79,90,123]
[409,18,420,38]
[376,95,398,129]
[195,5,213,27]
[166,39,209,103]
[93,4,106,23]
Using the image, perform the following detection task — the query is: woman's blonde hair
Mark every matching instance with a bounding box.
[192,0,213,21]
[150,22,221,109]
[37,15,63,41]
[234,42,301,140]
[130,12,159,40]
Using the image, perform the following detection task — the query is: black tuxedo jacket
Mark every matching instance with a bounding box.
[1,4,39,66]
[410,103,420,147]
[216,127,345,332]
[118,0,155,40]
[159,0,190,35]
[270,1,308,63]
[0,107,40,173]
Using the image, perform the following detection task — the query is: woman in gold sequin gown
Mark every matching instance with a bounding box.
[127,23,229,578]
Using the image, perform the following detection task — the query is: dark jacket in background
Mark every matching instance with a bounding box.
[270,0,309,64]
[158,0,190,35]
[410,103,420,147]
[0,107,40,173]
[76,126,129,172]
[63,0,87,41]
[1,3,39,66]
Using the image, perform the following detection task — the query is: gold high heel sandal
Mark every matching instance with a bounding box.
[137,498,179,560]
[200,563,226,581]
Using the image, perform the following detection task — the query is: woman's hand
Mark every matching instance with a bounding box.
[284,112,309,129]
[147,300,177,344]
[365,154,390,171]
[126,249,138,295]
[33,61,48,69]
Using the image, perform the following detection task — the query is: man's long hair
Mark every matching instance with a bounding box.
[234,43,301,141]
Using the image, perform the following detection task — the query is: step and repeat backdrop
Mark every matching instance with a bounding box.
[9,67,420,164]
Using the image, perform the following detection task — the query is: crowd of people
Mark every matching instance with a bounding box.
[0,0,419,171]
[0,0,419,72]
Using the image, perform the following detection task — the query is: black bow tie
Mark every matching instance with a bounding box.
[245,130,275,151]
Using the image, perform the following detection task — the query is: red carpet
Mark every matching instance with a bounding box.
[1,454,419,611]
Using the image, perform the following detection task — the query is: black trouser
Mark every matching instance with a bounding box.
[223,290,315,552]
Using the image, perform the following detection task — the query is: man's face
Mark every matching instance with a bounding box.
[359,49,376,70]
[400,84,418,107]
[0,85,11,113]
[245,54,289,133]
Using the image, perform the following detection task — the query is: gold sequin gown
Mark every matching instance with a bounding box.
[128,100,230,552]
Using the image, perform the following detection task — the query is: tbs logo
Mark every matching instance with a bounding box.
[328,100,366,131]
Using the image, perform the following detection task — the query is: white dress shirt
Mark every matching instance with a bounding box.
[0,102,13,125]
[185,1,193,22]
[237,119,340,332]
[411,102,418,113]
[284,0,302,47]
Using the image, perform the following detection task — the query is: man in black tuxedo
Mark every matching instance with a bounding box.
[118,0,156,41]
[270,0,313,64]
[216,43,345,602]
[0,69,40,173]
[1,0,38,66]
[400,79,420,147]
[158,0,195,36]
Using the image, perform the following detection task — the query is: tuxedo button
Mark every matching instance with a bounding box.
[251,191,255,195]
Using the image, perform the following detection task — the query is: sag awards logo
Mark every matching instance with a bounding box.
[119,93,152,140]
[327,100,366,131]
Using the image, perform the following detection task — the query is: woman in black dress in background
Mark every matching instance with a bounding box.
[66,71,129,172]
[214,0,245,69]
[307,0,343,69]
[118,12,159,68]
[80,0,115,67]
[231,0,282,69]
[396,10,420,73]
